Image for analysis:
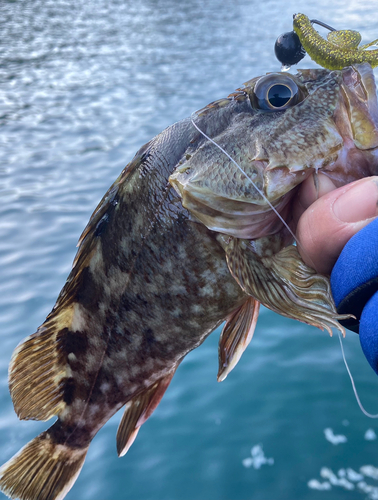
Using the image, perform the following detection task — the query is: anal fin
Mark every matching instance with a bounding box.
[116,368,177,457]
[218,297,260,382]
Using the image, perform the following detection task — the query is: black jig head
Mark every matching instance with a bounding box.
[274,17,337,67]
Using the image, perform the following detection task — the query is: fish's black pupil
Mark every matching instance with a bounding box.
[267,85,292,108]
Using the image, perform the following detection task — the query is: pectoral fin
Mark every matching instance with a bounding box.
[116,369,177,457]
[222,237,351,336]
[218,297,260,382]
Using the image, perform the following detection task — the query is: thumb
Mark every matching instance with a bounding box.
[296,177,378,275]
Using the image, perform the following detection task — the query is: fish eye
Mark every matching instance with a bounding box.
[251,74,304,111]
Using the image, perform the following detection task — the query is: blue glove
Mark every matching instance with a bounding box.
[331,217,378,375]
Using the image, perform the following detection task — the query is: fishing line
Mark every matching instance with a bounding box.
[338,331,378,418]
[191,116,378,419]
[190,116,317,270]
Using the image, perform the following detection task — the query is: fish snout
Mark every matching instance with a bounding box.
[341,63,378,150]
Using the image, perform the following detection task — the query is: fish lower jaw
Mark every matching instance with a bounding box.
[322,141,378,184]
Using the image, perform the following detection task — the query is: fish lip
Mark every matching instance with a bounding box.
[340,63,378,150]
[324,64,378,181]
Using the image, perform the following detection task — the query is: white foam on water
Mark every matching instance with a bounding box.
[242,444,274,470]
[365,429,377,441]
[308,465,378,499]
[320,467,354,490]
[357,481,378,500]
[308,479,331,490]
[346,468,364,482]
[360,465,378,480]
[324,428,347,445]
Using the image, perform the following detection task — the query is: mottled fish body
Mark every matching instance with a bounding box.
[1,63,378,500]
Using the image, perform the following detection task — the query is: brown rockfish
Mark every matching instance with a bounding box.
[1,63,378,500]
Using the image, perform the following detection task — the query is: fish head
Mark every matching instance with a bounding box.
[169,63,378,238]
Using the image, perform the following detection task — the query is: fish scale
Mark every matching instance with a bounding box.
[1,63,378,500]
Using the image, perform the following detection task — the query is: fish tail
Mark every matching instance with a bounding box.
[0,428,88,500]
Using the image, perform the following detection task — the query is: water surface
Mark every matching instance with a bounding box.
[2,0,378,499]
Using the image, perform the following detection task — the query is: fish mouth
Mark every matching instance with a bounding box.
[340,63,378,150]
[170,64,378,240]
[323,63,378,184]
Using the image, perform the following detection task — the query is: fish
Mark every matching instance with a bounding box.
[1,62,378,500]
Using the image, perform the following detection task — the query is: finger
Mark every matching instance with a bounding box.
[296,176,378,275]
[292,172,338,229]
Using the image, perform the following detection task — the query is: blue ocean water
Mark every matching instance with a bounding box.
[2,0,378,499]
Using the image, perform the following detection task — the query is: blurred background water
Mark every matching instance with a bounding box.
[1,0,378,499]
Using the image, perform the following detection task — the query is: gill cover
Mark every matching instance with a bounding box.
[169,71,344,239]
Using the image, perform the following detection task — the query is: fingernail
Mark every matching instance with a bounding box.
[333,178,378,223]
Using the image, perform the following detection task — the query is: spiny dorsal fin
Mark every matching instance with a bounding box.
[0,428,88,500]
[117,369,177,457]
[217,297,260,382]
[75,140,153,255]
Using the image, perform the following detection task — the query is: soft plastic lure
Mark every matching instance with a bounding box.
[293,13,378,70]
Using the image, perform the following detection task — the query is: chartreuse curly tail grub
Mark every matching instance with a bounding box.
[293,13,378,70]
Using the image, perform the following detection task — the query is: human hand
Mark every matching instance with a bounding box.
[294,174,378,372]
[295,175,378,275]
